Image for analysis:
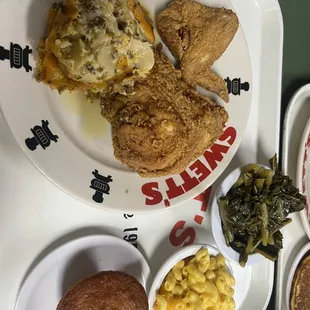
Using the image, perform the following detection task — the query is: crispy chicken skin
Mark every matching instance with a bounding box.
[157,0,239,102]
[101,47,228,177]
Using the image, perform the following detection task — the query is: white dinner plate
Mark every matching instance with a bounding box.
[297,115,310,239]
[0,0,252,212]
[15,235,151,310]
[286,242,310,309]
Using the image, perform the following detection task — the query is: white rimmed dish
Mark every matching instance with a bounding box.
[211,165,264,266]
[0,0,252,212]
[296,117,310,239]
[285,242,310,309]
[15,235,151,310]
[148,244,233,310]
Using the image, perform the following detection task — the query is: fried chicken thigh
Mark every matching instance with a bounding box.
[157,0,239,102]
[101,48,228,177]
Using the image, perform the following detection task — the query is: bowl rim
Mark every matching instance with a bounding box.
[211,164,270,266]
[148,243,233,309]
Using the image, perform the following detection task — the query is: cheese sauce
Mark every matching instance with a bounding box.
[36,0,155,95]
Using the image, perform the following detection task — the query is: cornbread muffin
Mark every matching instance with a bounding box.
[36,0,155,95]
[57,271,148,310]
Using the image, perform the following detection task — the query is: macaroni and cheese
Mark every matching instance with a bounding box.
[154,248,235,310]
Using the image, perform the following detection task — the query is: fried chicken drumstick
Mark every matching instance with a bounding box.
[101,48,228,177]
[157,0,239,102]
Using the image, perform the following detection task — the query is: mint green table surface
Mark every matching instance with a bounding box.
[281,0,310,108]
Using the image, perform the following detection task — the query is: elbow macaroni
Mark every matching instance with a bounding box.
[153,248,235,310]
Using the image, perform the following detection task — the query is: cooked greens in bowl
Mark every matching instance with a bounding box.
[218,155,306,267]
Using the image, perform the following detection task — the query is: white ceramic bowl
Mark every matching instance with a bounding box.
[148,244,233,309]
[211,165,265,266]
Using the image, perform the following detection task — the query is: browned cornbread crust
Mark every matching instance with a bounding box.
[57,271,148,310]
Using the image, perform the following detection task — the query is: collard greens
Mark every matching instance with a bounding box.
[219,155,306,267]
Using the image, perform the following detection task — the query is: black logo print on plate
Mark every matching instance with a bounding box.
[225,77,250,96]
[25,120,59,151]
[90,170,113,203]
[0,43,32,72]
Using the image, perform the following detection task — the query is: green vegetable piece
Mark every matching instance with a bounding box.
[259,203,269,246]
[233,173,244,189]
[268,234,274,245]
[254,247,277,262]
[239,248,248,268]
[255,178,265,190]
[218,198,234,245]
[269,154,278,172]
[244,163,257,173]
[259,169,274,189]
[253,166,265,175]
[253,185,258,194]
[218,154,306,267]
[243,173,253,186]
[245,235,254,254]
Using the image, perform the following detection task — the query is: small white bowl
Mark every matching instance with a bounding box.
[211,165,265,266]
[148,244,233,309]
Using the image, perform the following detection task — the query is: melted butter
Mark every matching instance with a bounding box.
[60,91,108,138]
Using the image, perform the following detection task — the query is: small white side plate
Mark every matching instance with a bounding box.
[285,242,310,309]
[211,166,263,266]
[296,116,310,239]
[15,235,151,310]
